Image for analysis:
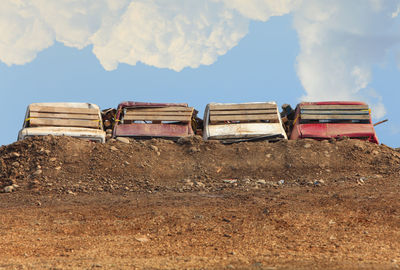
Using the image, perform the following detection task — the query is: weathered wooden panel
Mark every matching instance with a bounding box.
[210,114,279,122]
[30,118,99,128]
[210,109,277,115]
[30,112,99,120]
[126,106,193,112]
[123,115,191,122]
[29,105,98,115]
[209,103,277,111]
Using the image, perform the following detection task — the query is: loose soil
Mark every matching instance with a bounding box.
[0,136,399,269]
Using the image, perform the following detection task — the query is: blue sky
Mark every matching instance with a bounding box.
[0,14,399,147]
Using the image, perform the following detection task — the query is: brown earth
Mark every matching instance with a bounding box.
[0,136,399,269]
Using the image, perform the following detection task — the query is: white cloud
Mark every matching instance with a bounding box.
[0,0,294,71]
[91,0,251,71]
[0,0,399,117]
[213,0,299,21]
[293,0,400,118]
[0,0,53,65]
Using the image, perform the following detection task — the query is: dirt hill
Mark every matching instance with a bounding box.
[0,136,399,269]
[1,136,399,194]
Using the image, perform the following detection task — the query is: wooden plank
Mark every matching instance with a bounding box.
[125,111,193,116]
[30,118,99,128]
[301,114,371,120]
[210,114,279,122]
[209,103,277,111]
[301,105,369,110]
[210,109,277,115]
[29,105,98,115]
[301,110,370,115]
[30,112,99,120]
[123,115,191,122]
[126,106,193,112]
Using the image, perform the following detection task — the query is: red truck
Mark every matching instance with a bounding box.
[112,101,196,140]
[289,101,379,144]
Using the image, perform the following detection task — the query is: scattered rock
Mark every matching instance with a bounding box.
[372,150,379,156]
[313,180,322,186]
[150,145,159,152]
[195,181,205,188]
[10,152,20,158]
[110,146,118,151]
[223,179,238,184]
[3,185,15,193]
[357,178,365,185]
[353,141,366,151]
[116,137,130,144]
[257,179,267,185]
[135,235,150,243]
[183,179,194,187]
[33,169,43,176]
[304,143,312,149]
[11,161,20,167]
[189,146,200,153]
[278,180,285,185]
[177,137,192,145]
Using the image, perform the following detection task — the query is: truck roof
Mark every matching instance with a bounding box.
[298,101,367,106]
[28,102,100,109]
[117,101,188,110]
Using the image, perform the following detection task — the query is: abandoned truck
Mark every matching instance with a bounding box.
[289,101,379,144]
[18,103,106,143]
[203,102,287,143]
[112,101,196,140]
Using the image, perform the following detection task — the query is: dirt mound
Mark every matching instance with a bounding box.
[1,136,399,194]
[1,136,400,269]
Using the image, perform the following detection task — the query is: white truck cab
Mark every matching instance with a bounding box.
[18,102,106,143]
[203,102,287,143]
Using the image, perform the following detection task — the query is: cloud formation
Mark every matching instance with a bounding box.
[0,0,300,70]
[0,0,399,118]
[293,0,400,118]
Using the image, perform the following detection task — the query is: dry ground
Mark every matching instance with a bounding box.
[0,136,399,269]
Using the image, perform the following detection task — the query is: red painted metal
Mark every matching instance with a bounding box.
[115,123,193,138]
[113,101,194,139]
[289,101,379,144]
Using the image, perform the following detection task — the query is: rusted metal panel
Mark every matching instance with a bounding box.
[114,123,193,138]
